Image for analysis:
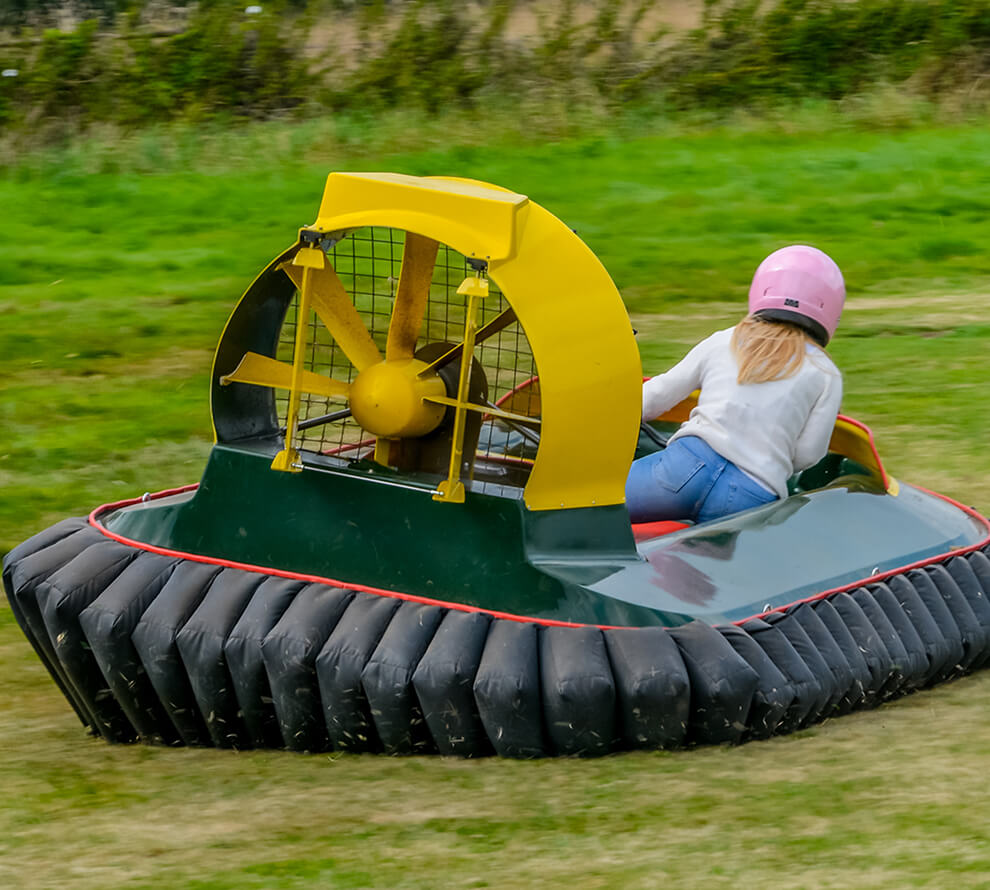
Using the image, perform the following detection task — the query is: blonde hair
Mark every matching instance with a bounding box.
[730,315,817,385]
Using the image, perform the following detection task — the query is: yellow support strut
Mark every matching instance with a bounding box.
[271,245,325,472]
[434,273,490,503]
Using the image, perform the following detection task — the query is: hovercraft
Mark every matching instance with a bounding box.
[5,172,990,757]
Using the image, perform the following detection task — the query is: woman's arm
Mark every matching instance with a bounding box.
[793,371,844,471]
[641,334,715,420]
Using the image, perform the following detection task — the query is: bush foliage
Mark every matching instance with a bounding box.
[667,0,990,107]
[1,2,307,132]
[4,0,990,139]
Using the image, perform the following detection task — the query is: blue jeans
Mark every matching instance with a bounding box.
[625,436,777,524]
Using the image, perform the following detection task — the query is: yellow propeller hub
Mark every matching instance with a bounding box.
[350,359,447,439]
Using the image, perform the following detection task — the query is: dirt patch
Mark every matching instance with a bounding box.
[845,290,990,309]
[303,1,706,65]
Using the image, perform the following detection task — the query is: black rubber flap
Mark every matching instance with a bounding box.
[788,603,859,717]
[884,574,957,685]
[78,552,180,744]
[851,586,919,697]
[4,526,106,729]
[175,568,264,748]
[36,539,141,741]
[473,619,546,758]
[540,626,615,756]
[967,551,990,602]
[923,565,988,672]
[667,621,758,745]
[2,517,88,588]
[132,560,224,746]
[868,582,932,690]
[763,611,843,724]
[603,626,689,750]
[896,570,965,675]
[870,575,963,686]
[830,592,897,703]
[719,625,793,740]
[361,601,445,755]
[412,609,493,757]
[946,556,990,669]
[810,598,872,712]
[315,592,401,752]
[224,576,306,749]
[261,583,354,752]
[740,617,823,733]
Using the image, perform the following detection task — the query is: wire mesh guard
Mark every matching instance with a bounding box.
[274,227,540,493]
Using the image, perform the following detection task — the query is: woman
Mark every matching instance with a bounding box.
[626,245,845,524]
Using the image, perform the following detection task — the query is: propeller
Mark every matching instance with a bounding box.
[219,231,541,496]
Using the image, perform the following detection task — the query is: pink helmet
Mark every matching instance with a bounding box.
[748,245,845,346]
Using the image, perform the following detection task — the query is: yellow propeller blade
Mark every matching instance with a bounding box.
[417,305,518,377]
[422,394,542,427]
[385,233,439,362]
[281,260,383,372]
[220,351,351,401]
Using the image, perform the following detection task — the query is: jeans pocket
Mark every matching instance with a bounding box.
[736,473,777,504]
[652,448,706,493]
[723,478,777,518]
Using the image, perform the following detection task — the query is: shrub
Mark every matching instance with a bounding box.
[8,0,990,144]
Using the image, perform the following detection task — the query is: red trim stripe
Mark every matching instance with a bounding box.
[89,483,990,630]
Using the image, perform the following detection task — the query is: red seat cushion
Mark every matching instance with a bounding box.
[631,520,691,542]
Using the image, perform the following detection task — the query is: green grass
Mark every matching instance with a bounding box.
[3,599,990,889]
[4,117,990,555]
[2,115,990,889]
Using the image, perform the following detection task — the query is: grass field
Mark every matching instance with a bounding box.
[2,116,990,888]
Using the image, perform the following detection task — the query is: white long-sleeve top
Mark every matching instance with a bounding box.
[642,327,843,499]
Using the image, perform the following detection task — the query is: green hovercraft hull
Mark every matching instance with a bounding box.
[95,441,988,628]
